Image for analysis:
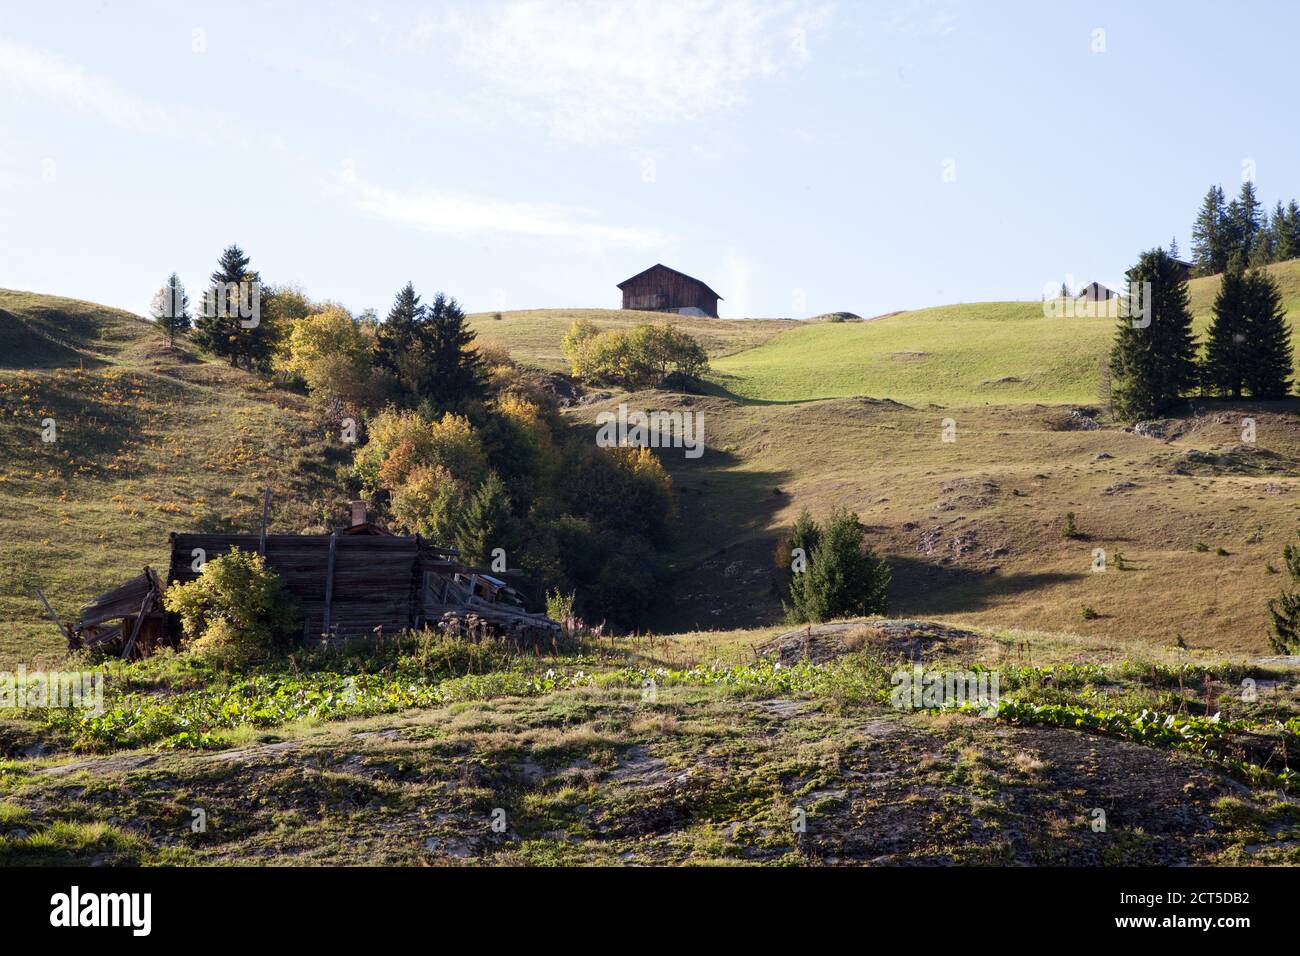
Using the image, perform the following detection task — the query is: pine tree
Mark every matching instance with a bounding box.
[786,508,890,624]
[150,272,191,347]
[1109,248,1199,420]
[423,292,486,411]
[455,471,513,566]
[789,507,820,567]
[1241,267,1294,399]
[375,282,429,404]
[1191,185,1228,275]
[1250,205,1279,266]
[1201,259,1250,397]
[1233,180,1263,262]
[193,245,263,367]
[1279,199,1300,262]
[1268,532,1300,653]
[1169,236,1180,259]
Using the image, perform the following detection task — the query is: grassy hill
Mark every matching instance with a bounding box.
[473,261,1300,407]
[0,290,349,667]
[5,263,1300,666]
[570,388,1300,655]
[713,262,1300,405]
[468,307,797,371]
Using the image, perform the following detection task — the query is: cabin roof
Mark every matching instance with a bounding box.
[616,263,724,302]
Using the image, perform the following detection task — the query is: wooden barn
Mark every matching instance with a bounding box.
[617,264,722,318]
[69,503,558,659]
[1077,281,1116,301]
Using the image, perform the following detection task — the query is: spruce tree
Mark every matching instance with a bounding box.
[1268,532,1300,654]
[423,292,486,411]
[786,508,890,624]
[1191,185,1228,275]
[1109,248,1199,420]
[1233,180,1263,262]
[1280,199,1300,262]
[455,471,513,567]
[789,507,820,568]
[1201,259,1249,397]
[1241,268,1294,399]
[150,272,191,347]
[193,245,263,368]
[375,282,430,404]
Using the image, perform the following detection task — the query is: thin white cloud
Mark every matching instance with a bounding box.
[882,0,960,35]
[335,172,673,248]
[0,38,172,134]
[387,0,835,141]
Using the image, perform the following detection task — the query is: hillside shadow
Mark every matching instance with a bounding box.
[0,308,104,369]
[887,555,1084,615]
[661,446,793,550]
[694,375,821,407]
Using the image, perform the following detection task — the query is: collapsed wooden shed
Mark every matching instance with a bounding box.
[69,567,177,660]
[70,508,559,659]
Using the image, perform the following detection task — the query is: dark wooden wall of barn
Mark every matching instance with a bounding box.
[620,267,719,317]
[168,533,421,642]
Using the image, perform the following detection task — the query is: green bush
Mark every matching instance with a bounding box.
[163,549,302,668]
[561,320,708,388]
[785,507,890,623]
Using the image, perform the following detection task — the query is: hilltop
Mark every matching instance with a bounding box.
[473,260,1300,408]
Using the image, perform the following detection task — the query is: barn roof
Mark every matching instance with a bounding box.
[616,263,723,302]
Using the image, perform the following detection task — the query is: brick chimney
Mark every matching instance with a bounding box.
[350,500,368,527]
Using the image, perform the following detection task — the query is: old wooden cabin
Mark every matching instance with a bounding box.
[70,502,558,658]
[617,264,723,318]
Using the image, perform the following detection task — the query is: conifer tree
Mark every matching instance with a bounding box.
[1191,185,1229,275]
[1241,267,1294,399]
[1109,248,1198,420]
[455,471,513,567]
[786,508,890,624]
[423,292,486,411]
[1233,180,1263,262]
[1268,531,1300,653]
[150,272,191,347]
[1278,199,1300,262]
[1201,259,1250,397]
[375,282,429,405]
[193,245,264,368]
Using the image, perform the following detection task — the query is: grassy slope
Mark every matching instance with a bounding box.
[0,289,348,668]
[467,307,798,371]
[711,260,1300,405]
[569,390,1300,655]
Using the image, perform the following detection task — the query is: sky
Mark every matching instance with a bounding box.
[2,0,1299,320]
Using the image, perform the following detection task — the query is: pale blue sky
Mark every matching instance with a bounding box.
[2,0,1297,320]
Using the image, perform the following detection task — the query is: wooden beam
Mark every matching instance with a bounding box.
[120,592,152,660]
[33,587,71,645]
[322,531,337,638]
[259,487,271,557]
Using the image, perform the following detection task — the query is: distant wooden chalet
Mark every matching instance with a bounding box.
[1077,281,1116,301]
[70,502,558,659]
[1171,258,1194,281]
[617,264,722,318]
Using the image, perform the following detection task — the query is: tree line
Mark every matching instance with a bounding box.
[1191,181,1300,276]
[1109,247,1293,420]
[148,247,678,629]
